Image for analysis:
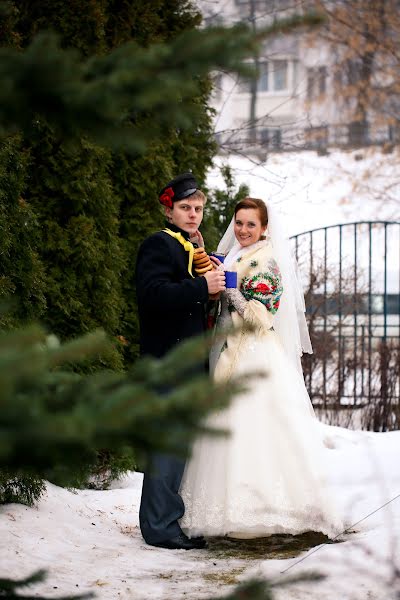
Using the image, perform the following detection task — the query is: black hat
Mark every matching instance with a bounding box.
[159,172,198,208]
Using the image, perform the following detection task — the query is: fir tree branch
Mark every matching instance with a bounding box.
[0,26,258,150]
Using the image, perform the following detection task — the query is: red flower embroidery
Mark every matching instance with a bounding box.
[159,186,174,208]
[255,283,269,293]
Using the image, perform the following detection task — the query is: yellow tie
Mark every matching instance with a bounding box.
[163,228,195,278]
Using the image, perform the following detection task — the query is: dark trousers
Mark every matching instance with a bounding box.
[139,453,186,544]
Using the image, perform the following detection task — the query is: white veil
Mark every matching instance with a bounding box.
[217,201,312,373]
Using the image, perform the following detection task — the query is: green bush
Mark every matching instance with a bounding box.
[0,0,218,501]
[0,135,46,330]
[0,470,46,506]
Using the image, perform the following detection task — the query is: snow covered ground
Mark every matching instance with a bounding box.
[1,424,400,599]
[208,147,400,237]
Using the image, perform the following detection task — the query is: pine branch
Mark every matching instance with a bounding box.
[0,324,247,484]
[206,572,326,600]
[0,569,93,599]
[0,26,258,150]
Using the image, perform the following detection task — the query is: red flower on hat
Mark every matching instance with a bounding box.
[159,186,174,208]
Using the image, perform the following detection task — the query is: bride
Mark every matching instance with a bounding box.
[179,197,343,539]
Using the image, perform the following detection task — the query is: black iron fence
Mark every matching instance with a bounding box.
[291,221,400,431]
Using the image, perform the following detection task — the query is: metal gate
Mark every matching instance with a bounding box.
[291,221,400,431]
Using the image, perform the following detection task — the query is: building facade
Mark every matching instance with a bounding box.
[199,0,400,154]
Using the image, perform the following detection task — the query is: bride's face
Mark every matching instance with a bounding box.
[234,208,267,247]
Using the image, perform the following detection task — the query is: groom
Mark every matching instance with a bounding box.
[136,172,225,550]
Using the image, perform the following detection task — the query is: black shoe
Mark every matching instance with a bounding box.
[190,535,207,549]
[190,535,207,547]
[151,533,207,550]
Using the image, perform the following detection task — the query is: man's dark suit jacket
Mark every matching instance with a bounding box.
[136,223,209,359]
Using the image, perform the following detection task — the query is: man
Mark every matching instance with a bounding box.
[136,172,225,550]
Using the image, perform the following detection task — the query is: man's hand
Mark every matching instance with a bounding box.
[190,229,204,248]
[203,269,226,294]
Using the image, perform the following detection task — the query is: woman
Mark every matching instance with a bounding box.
[179,198,343,539]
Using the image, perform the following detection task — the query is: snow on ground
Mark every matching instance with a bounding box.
[2,148,400,599]
[1,425,400,599]
[208,147,400,237]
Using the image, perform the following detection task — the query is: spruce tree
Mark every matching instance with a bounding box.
[0,0,258,492]
[7,1,125,368]
[25,125,125,371]
[3,0,233,364]
[0,135,46,330]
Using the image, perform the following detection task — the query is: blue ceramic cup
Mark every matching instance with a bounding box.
[210,252,225,263]
[225,271,237,288]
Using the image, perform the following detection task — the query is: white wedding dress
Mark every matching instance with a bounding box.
[179,239,343,539]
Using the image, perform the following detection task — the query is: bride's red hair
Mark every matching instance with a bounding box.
[234,198,268,227]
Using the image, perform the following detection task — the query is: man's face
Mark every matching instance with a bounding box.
[166,197,205,234]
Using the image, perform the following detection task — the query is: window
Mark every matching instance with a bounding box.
[273,60,288,91]
[258,60,288,92]
[307,66,327,100]
[305,126,328,149]
[238,76,251,94]
[348,120,369,146]
[238,59,290,94]
[318,66,327,95]
[260,128,282,149]
[258,62,269,91]
[293,59,299,88]
[345,59,362,84]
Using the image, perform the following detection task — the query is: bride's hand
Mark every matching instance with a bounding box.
[210,256,224,270]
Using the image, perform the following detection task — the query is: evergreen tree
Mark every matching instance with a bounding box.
[0,1,255,365]
[0,323,242,498]
[0,469,45,507]
[0,0,258,491]
[0,135,46,330]
[25,125,125,371]
[0,7,328,597]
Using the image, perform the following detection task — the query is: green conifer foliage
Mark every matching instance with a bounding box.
[7,0,217,363]
[15,0,110,56]
[0,0,258,496]
[107,0,216,362]
[0,469,45,506]
[0,136,46,329]
[25,125,125,371]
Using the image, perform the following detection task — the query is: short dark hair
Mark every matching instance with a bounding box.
[234,197,268,227]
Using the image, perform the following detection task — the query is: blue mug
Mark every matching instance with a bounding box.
[225,271,237,288]
[210,252,225,263]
